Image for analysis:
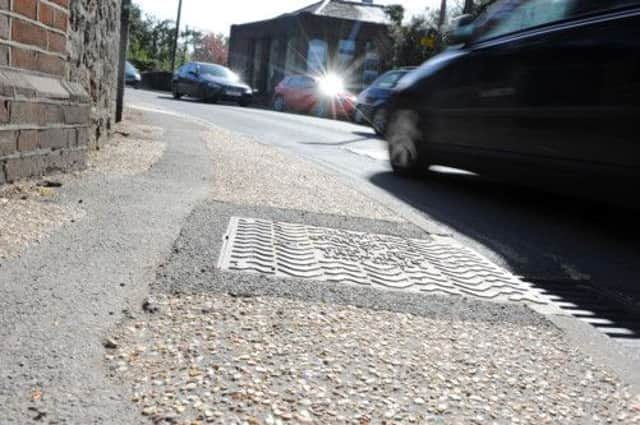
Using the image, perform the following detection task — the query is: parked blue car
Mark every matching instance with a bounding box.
[354,67,415,135]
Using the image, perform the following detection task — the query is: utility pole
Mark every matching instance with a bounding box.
[116,0,131,123]
[170,0,183,74]
[437,0,447,30]
[463,0,474,14]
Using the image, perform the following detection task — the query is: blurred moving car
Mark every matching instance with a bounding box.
[272,74,356,120]
[125,61,142,88]
[355,67,415,135]
[385,0,640,197]
[172,62,253,106]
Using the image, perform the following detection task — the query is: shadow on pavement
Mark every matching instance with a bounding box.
[369,170,640,341]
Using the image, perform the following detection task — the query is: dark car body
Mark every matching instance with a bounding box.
[355,68,415,134]
[272,75,356,120]
[172,62,253,106]
[125,61,141,88]
[385,0,640,200]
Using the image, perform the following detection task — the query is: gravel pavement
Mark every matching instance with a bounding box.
[2,105,639,425]
[107,293,640,425]
[0,110,211,424]
[205,127,401,222]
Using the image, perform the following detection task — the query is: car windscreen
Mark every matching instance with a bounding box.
[473,0,640,42]
[374,72,408,89]
[125,62,138,75]
[199,64,239,81]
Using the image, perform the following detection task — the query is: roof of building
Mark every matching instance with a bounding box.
[283,0,390,25]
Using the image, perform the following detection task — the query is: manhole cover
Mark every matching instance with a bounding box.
[218,218,554,308]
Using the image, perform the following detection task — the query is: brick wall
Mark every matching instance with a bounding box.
[0,0,119,184]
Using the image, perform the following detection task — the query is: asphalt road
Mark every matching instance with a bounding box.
[126,89,640,344]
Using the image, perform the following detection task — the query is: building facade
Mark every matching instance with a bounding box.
[0,0,120,184]
[229,0,392,96]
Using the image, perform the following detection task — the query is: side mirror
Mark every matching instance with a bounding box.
[449,14,475,44]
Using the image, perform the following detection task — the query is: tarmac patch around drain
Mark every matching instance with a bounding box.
[218,217,558,312]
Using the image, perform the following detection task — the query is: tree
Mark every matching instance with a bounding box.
[384,4,405,26]
[192,33,229,65]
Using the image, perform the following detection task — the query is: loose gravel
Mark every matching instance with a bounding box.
[205,129,402,222]
[0,190,84,258]
[0,114,164,259]
[87,121,166,176]
[107,294,640,425]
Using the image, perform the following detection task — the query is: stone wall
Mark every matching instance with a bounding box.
[0,0,120,184]
[67,0,120,147]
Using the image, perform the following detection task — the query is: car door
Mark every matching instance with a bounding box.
[296,76,319,112]
[184,63,201,97]
[280,77,298,109]
[449,0,640,167]
[174,65,188,94]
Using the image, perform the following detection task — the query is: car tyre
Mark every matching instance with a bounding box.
[372,107,389,136]
[172,88,182,99]
[239,98,251,107]
[272,95,286,112]
[386,109,426,178]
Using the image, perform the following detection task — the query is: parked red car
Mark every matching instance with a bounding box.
[272,74,356,120]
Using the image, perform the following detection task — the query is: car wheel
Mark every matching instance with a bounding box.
[239,98,250,107]
[272,96,286,112]
[372,108,389,136]
[386,109,425,177]
[172,88,182,99]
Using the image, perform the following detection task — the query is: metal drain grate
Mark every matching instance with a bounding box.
[218,217,555,308]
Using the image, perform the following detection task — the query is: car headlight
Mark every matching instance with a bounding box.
[318,74,344,97]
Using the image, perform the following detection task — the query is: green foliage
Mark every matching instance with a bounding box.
[384,5,405,27]
[385,5,442,68]
[127,3,228,72]
[384,0,492,68]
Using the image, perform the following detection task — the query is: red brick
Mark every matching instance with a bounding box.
[39,1,55,27]
[52,9,68,32]
[0,14,9,40]
[10,101,43,125]
[43,103,63,123]
[13,0,37,19]
[75,127,89,147]
[17,130,39,152]
[0,45,9,66]
[39,127,69,149]
[36,52,65,75]
[5,155,45,181]
[0,99,9,124]
[12,19,47,49]
[12,46,38,69]
[0,130,16,156]
[12,46,65,76]
[47,30,66,53]
[63,105,89,125]
[48,0,69,9]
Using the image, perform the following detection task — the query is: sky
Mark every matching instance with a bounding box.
[133,0,443,35]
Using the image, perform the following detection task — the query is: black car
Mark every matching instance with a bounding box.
[385,0,639,199]
[172,62,253,106]
[354,67,415,135]
[125,61,141,88]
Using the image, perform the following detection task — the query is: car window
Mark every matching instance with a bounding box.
[474,0,640,42]
[299,77,316,89]
[199,63,239,81]
[477,0,575,41]
[181,64,194,76]
[288,76,302,88]
[571,0,640,16]
[375,72,406,89]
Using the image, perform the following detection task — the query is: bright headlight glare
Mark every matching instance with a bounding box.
[318,74,344,96]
